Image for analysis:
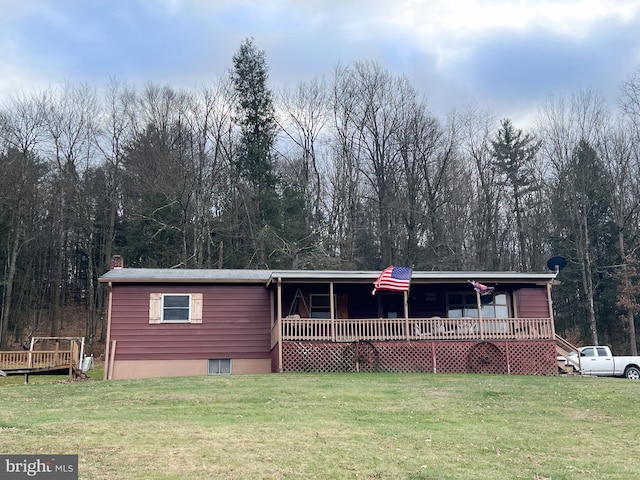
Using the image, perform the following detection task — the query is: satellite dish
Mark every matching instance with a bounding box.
[547,256,567,273]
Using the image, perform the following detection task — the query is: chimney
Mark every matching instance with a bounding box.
[110,254,124,269]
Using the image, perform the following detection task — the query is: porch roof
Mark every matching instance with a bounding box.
[99,268,557,286]
[268,270,556,285]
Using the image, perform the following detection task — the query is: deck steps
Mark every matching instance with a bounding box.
[555,334,581,375]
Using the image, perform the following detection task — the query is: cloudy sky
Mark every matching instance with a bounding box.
[2,0,640,125]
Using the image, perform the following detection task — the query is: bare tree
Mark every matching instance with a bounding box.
[42,83,99,337]
[397,101,460,268]
[458,107,505,269]
[326,63,368,267]
[185,78,236,267]
[333,61,419,266]
[277,78,328,230]
[536,90,611,346]
[0,92,47,347]
[121,83,197,267]
[612,70,640,354]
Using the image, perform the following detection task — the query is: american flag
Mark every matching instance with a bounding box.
[372,266,413,294]
[470,280,495,296]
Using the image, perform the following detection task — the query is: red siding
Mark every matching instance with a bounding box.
[110,284,271,361]
[514,287,550,318]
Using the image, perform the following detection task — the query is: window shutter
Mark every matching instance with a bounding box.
[191,293,203,323]
[149,293,162,324]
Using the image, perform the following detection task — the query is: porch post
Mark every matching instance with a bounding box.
[404,291,410,340]
[329,282,335,342]
[476,289,484,340]
[546,282,555,339]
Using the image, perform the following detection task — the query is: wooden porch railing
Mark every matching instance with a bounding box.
[0,350,74,370]
[282,317,554,342]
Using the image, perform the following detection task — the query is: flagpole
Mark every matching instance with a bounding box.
[476,289,484,340]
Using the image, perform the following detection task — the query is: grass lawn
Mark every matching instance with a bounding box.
[1,369,639,479]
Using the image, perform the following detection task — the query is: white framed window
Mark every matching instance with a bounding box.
[447,292,510,319]
[149,293,203,324]
[481,293,509,318]
[208,359,231,375]
[162,294,191,322]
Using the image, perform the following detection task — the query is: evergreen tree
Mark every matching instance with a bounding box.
[230,38,281,267]
[491,118,541,270]
[551,139,615,345]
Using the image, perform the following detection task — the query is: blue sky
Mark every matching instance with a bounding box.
[2,0,640,125]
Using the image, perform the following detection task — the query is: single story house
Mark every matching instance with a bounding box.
[98,264,561,380]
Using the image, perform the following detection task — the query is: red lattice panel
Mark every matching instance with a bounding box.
[283,342,354,372]
[507,341,557,376]
[433,342,477,373]
[281,340,557,375]
[467,342,508,374]
[367,342,434,373]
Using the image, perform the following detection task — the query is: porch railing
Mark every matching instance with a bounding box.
[0,350,74,370]
[282,316,554,342]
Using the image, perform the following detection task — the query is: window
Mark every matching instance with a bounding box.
[309,294,337,319]
[447,293,478,318]
[208,359,231,375]
[149,293,203,324]
[163,294,191,322]
[481,293,509,318]
[447,292,510,319]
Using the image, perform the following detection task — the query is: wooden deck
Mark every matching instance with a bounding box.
[0,350,74,371]
[0,337,84,381]
[281,317,554,342]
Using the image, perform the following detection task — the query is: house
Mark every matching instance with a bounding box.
[98,267,560,379]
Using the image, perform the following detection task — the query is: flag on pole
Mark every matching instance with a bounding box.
[372,266,413,294]
[470,280,494,296]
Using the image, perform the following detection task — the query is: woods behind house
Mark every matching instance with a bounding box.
[1,38,640,354]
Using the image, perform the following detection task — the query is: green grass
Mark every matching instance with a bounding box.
[1,370,639,479]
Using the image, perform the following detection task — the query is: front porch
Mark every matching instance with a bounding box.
[269,270,559,375]
[281,316,554,342]
[275,316,557,375]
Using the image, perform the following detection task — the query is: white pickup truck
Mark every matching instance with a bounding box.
[562,346,640,379]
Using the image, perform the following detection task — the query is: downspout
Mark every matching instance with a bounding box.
[103,282,113,380]
[277,277,283,373]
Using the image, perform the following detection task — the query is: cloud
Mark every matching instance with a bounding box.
[444,8,640,122]
[1,0,639,126]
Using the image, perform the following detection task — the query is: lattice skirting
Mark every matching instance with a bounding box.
[280,340,557,375]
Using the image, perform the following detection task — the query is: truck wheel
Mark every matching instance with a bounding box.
[624,366,640,380]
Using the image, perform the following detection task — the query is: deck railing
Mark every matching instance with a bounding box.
[0,350,73,370]
[282,317,554,342]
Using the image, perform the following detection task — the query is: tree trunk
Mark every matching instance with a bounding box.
[580,214,599,345]
[0,218,23,348]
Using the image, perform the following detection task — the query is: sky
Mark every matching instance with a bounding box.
[1,0,640,126]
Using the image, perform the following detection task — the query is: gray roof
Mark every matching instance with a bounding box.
[99,268,272,283]
[99,268,557,285]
